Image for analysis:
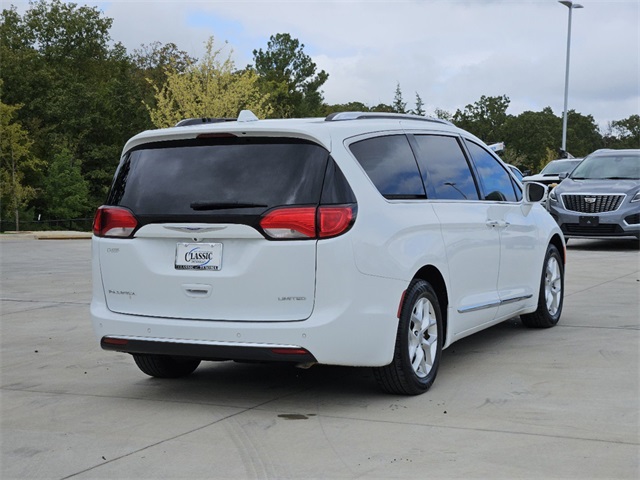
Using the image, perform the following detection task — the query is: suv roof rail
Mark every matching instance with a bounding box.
[175,117,236,127]
[325,111,454,126]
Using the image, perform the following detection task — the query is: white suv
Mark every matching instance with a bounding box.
[91,111,565,395]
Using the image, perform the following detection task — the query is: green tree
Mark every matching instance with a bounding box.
[146,37,272,128]
[604,114,640,149]
[323,101,371,115]
[433,108,453,122]
[43,148,90,220]
[371,103,395,113]
[253,33,329,117]
[392,83,407,114]
[131,41,196,111]
[453,95,511,144]
[0,98,42,230]
[563,110,602,157]
[1,0,152,210]
[501,108,560,173]
[413,92,425,116]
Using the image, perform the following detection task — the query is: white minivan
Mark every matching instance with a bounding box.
[91,111,565,395]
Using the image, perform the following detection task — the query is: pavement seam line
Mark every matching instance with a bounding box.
[58,386,319,479]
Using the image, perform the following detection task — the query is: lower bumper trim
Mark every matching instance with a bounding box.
[101,336,317,363]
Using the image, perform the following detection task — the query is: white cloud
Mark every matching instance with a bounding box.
[8,0,639,125]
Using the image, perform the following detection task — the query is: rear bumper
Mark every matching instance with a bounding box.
[101,336,317,364]
[91,269,406,367]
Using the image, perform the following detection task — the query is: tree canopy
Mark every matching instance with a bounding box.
[252,33,329,118]
[0,1,637,231]
[146,37,272,128]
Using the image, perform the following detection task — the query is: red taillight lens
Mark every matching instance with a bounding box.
[318,206,354,238]
[260,205,355,240]
[260,207,317,239]
[93,206,138,238]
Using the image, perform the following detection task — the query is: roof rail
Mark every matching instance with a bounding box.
[175,117,236,127]
[325,111,453,126]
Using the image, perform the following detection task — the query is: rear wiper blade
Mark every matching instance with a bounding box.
[190,202,267,211]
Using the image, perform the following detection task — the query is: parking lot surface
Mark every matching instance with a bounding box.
[1,236,638,479]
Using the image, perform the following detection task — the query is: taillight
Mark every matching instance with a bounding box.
[260,207,316,239]
[93,206,138,238]
[260,205,355,240]
[318,206,354,238]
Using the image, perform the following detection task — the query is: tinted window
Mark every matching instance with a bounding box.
[109,137,329,216]
[465,140,518,202]
[320,160,357,204]
[349,135,426,199]
[570,153,640,180]
[413,135,479,200]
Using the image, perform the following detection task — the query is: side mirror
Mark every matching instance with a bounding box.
[559,172,568,181]
[524,182,548,203]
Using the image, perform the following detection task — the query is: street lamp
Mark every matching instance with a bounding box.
[559,0,583,157]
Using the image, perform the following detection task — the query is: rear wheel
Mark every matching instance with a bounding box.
[133,354,201,378]
[374,279,443,395]
[521,244,564,328]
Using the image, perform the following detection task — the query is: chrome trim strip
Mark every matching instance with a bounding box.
[458,300,501,314]
[458,294,533,313]
[500,294,533,305]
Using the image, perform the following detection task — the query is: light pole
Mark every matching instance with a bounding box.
[559,0,583,157]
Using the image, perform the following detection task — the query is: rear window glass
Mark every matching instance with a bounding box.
[108,138,329,215]
[349,135,426,199]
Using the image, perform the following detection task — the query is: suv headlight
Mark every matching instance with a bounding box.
[548,188,558,202]
[631,191,640,203]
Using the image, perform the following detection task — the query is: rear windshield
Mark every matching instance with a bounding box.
[108,137,330,217]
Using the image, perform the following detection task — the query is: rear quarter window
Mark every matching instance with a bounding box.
[349,135,426,199]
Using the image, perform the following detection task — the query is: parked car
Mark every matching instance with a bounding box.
[523,158,583,187]
[548,149,640,240]
[91,111,565,395]
[507,164,525,183]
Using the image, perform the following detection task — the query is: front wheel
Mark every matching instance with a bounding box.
[133,354,201,378]
[521,244,564,328]
[374,279,443,395]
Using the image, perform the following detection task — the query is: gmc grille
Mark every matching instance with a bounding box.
[561,194,624,213]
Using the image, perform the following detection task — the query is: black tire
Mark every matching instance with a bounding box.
[133,354,201,378]
[521,244,564,328]
[374,279,443,395]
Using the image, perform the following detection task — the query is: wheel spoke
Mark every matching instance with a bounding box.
[544,257,562,315]
[407,296,438,378]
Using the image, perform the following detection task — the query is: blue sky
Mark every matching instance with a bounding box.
[9,0,640,128]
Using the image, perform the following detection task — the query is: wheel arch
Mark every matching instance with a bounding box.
[412,265,449,345]
[550,233,566,264]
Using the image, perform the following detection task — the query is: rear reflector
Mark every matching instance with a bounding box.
[271,348,311,355]
[102,337,129,346]
[93,206,138,238]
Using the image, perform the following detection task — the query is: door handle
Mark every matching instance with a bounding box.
[486,220,510,229]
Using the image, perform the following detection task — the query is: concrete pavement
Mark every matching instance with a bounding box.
[1,237,638,479]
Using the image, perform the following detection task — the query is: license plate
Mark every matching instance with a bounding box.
[175,243,222,270]
[579,216,599,227]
